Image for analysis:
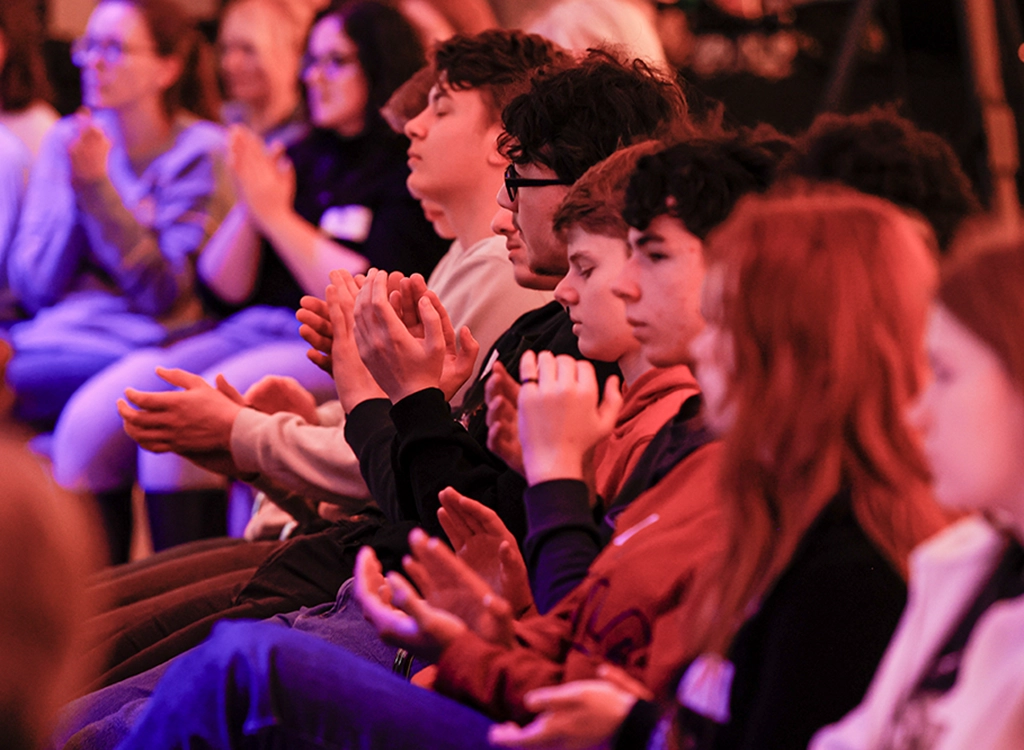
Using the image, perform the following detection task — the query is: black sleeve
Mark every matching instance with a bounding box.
[388,387,529,544]
[522,479,603,614]
[343,398,404,525]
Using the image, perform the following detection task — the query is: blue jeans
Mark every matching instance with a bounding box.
[114,621,495,750]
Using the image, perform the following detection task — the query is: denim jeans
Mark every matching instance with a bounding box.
[114,620,495,750]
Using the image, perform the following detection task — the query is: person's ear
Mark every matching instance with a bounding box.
[155,54,184,94]
[484,122,506,168]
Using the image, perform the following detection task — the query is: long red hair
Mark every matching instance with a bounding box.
[694,184,948,656]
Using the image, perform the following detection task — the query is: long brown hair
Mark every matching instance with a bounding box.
[694,184,948,656]
[98,0,220,120]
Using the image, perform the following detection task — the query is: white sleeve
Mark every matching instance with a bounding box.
[230,402,372,511]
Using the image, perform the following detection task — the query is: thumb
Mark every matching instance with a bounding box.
[215,373,246,405]
[597,375,624,431]
[597,663,654,700]
[456,326,479,363]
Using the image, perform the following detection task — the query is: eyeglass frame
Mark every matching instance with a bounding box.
[301,52,360,80]
[71,36,157,67]
[503,163,572,202]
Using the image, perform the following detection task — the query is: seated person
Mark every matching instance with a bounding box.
[811,229,1024,750]
[49,0,447,559]
[216,0,309,145]
[491,184,950,750]
[74,28,566,690]
[5,0,228,434]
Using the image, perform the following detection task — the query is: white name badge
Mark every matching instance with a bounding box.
[320,204,373,243]
[676,652,735,724]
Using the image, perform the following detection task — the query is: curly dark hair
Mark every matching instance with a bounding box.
[499,50,694,183]
[434,30,571,118]
[623,129,790,238]
[780,106,981,252]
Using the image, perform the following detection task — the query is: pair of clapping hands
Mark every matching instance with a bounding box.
[296,268,479,411]
[354,486,649,750]
[483,352,624,487]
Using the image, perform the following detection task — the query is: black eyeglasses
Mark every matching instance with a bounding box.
[503,164,571,202]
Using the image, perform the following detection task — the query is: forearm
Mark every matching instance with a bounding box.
[343,398,403,523]
[390,388,528,543]
[75,176,189,313]
[197,204,262,304]
[230,405,372,511]
[257,209,370,297]
[522,480,603,614]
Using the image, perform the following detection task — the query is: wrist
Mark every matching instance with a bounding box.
[337,373,388,413]
[523,450,586,486]
[388,377,443,404]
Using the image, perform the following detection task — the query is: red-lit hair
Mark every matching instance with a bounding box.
[695,183,948,655]
[939,229,1024,393]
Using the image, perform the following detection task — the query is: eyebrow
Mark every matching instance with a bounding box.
[632,232,664,249]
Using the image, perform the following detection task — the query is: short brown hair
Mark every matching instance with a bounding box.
[553,141,663,240]
[432,29,571,119]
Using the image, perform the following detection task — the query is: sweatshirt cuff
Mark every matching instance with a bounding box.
[434,629,497,698]
[523,479,594,535]
[389,388,452,436]
[344,398,393,455]
[229,407,269,477]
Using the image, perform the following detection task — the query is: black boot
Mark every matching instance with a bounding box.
[95,488,133,565]
[144,489,228,552]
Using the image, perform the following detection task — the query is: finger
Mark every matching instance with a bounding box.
[116,398,140,421]
[522,684,583,712]
[554,354,577,385]
[155,366,208,391]
[122,387,175,411]
[598,374,624,430]
[437,487,473,545]
[305,348,333,374]
[299,294,330,319]
[296,305,333,337]
[397,277,420,328]
[596,663,654,700]
[353,546,387,605]
[456,326,480,365]
[298,323,332,353]
[535,351,558,386]
[419,296,445,354]
[215,374,246,405]
[400,555,435,600]
[518,350,538,385]
[449,489,501,536]
[488,716,556,748]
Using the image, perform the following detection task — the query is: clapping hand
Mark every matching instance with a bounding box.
[485,361,524,475]
[517,351,622,486]
[488,665,652,749]
[437,486,533,618]
[68,109,112,185]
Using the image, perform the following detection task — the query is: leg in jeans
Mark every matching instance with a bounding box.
[117,621,495,750]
